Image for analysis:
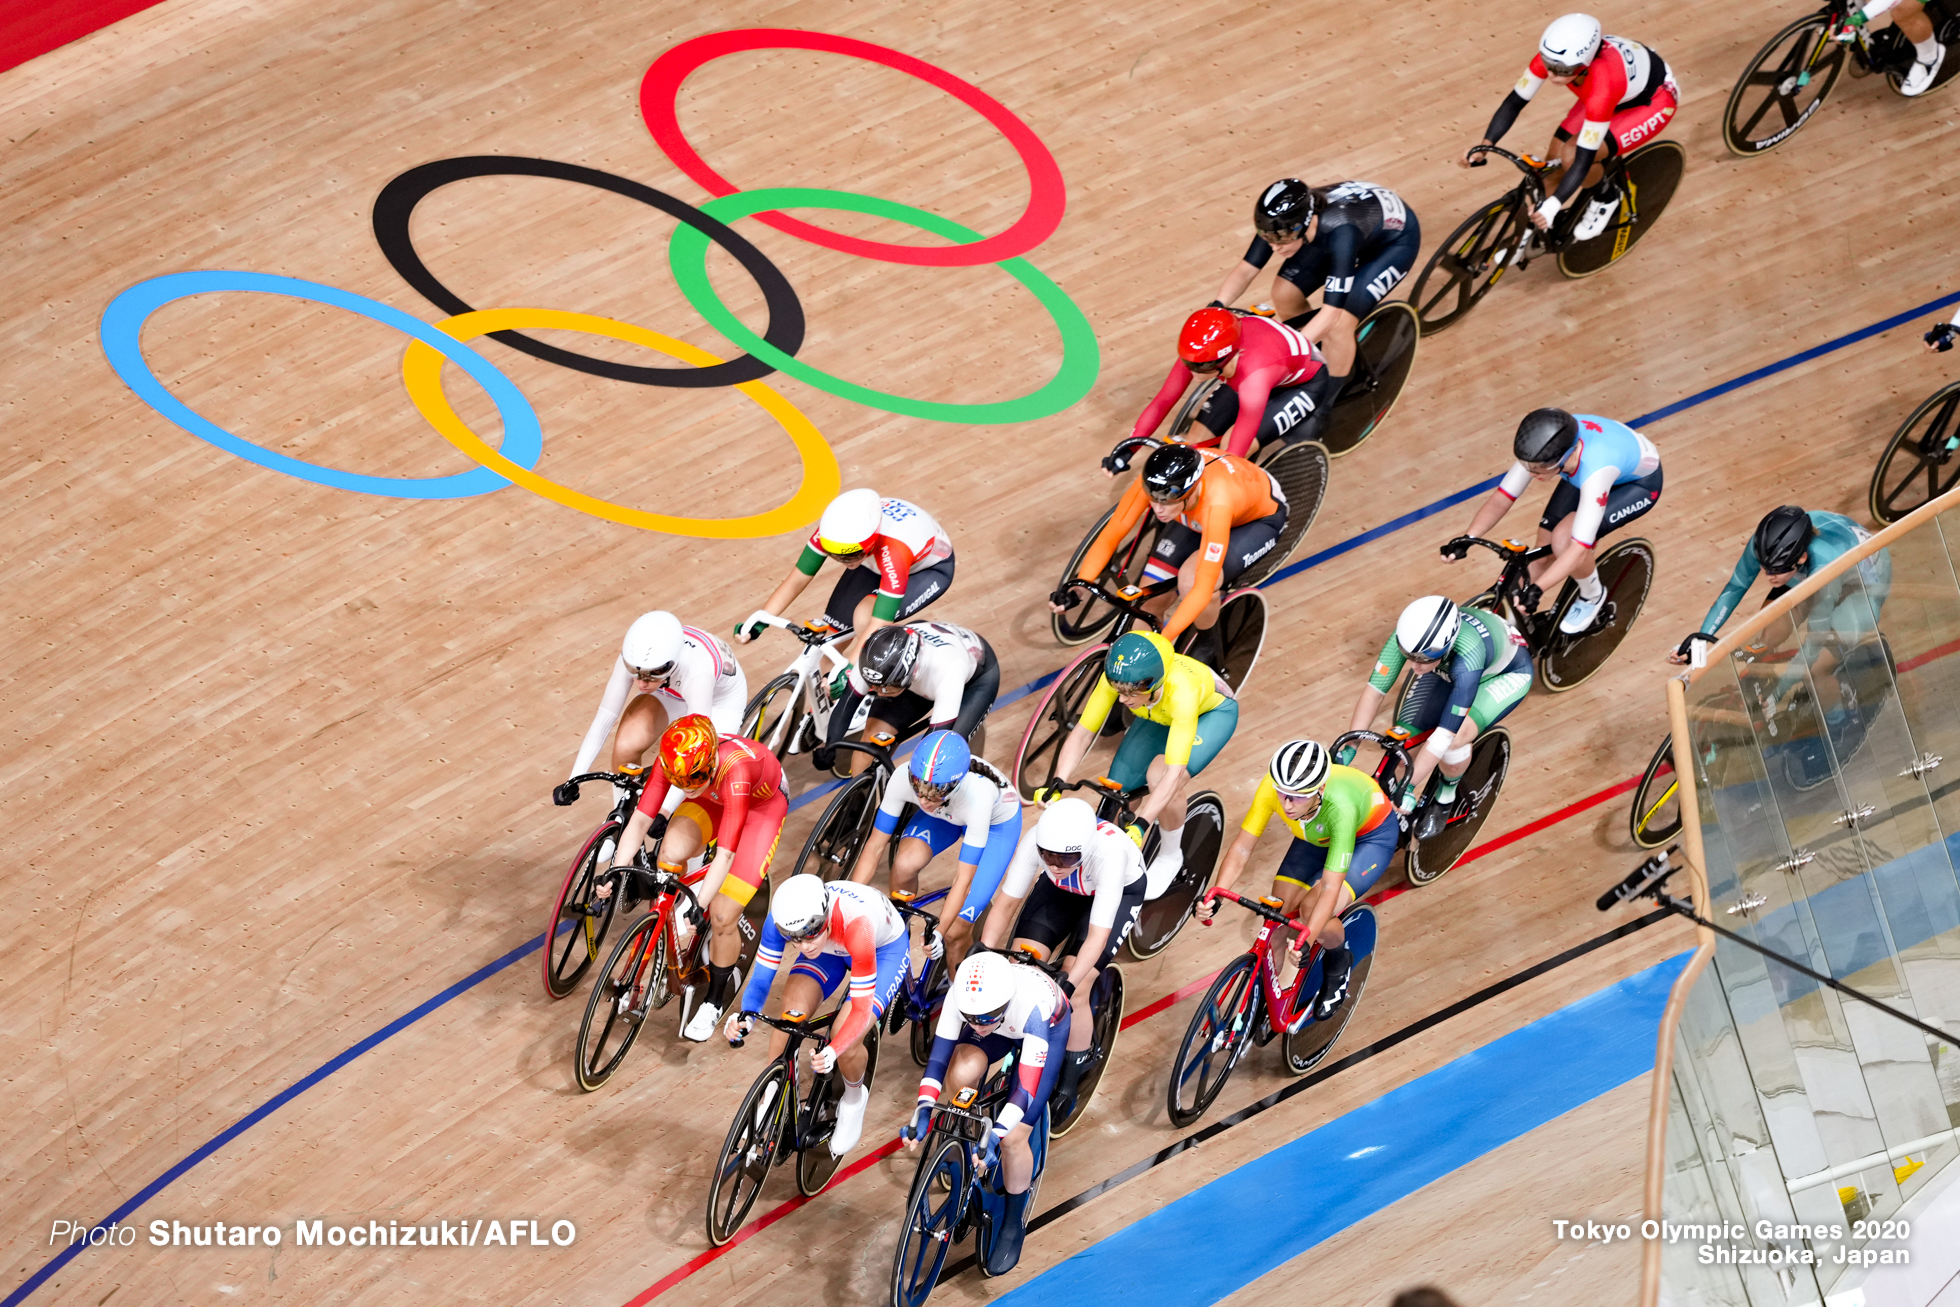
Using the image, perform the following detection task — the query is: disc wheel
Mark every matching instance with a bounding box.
[743,672,804,759]
[1317,302,1420,457]
[1723,15,1845,155]
[1869,382,1960,525]
[574,911,664,1091]
[1241,439,1330,588]
[1884,22,1960,93]
[1128,791,1225,961]
[1169,374,1224,439]
[1408,195,1530,333]
[1051,508,1165,646]
[1537,538,1655,691]
[909,958,948,1066]
[793,772,882,881]
[543,821,622,999]
[706,1060,790,1246]
[1557,141,1685,279]
[889,1132,969,1307]
[1406,728,1511,885]
[1174,589,1268,694]
[1282,904,1376,1074]
[1013,643,1115,801]
[798,1025,879,1195]
[1629,734,1682,849]
[1050,964,1124,1138]
[1166,952,1259,1127]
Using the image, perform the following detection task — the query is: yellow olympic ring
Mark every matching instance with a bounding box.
[401,308,840,539]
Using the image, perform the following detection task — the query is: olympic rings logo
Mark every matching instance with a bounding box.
[97,28,1098,540]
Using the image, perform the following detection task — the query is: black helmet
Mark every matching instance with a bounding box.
[1253,179,1316,239]
[1753,506,1815,574]
[859,625,921,690]
[1142,444,1205,503]
[1514,408,1580,467]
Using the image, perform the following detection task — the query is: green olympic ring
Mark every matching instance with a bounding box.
[668,187,1100,425]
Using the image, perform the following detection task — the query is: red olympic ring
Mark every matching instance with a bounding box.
[640,28,1066,267]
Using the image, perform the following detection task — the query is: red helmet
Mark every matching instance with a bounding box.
[658,713,720,789]
[1178,307,1240,368]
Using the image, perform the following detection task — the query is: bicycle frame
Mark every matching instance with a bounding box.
[1205,888,1321,1034]
[747,613,860,755]
[1441,533,1558,650]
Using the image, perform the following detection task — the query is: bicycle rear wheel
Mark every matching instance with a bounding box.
[1128,791,1225,960]
[543,821,622,999]
[707,1060,790,1246]
[1406,728,1511,885]
[1558,141,1685,279]
[798,1025,879,1195]
[1538,538,1655,691]
[1629,735,1682,849]
[1240,439,1329,589]
[1175,588,1267,693]
[1169,375,1223,439]
[1051,509,1164,646]
[1282,904,1376,1075]
[743,673,803,758]
[1317,302,1420,457]
[1051,964,1124,1137]
[575,911,664,1091]
[1014,643,1116,800]
[1869,382,1960,524]
[1166,953,1259,1126]
[1409,195,1530,333]
[1725,15,1845,154]
[889,1133,969,1307]
[793,772,881,881]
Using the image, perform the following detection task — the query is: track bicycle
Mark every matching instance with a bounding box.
[571,853,770,1092]
[1166,888,1378,1126]
[1335,727,1509,887]
[1443,532,1655,692]
[1869,378,1960,524]
[1048,437,1324,649]
[1162,300,1421,459]
[1723,0,1960,156]
[886,891,954,1066]
[542,766,647,999]
[705,1010,882,1245]
[738,613,869,766]
[889,1055,1052,1305]
[1408,141,1686,332]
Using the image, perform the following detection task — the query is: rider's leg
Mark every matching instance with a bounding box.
[1146,701,1237,876]
[948,812,1023,973]
[1309,305,1361,378]
[1894,0,1935,44]
[889,834,936,899]
[610,692,669,773]
[999,1120,1036,1193]
[1173,551,1225,654]
[763,972,827,1060]
[1271,276,1312,321]
[700,794,785,1030]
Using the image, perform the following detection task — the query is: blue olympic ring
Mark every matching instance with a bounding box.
[100,270,542,500]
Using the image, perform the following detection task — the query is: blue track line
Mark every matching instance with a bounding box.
[7,291,1949,1305]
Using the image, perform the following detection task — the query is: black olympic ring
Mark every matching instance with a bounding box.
[372,155,805,388]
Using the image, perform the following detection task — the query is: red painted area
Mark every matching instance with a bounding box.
[0,0,170,75]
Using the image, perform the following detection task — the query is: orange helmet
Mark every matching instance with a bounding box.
[658,714,720,789]
[1178,307,1240,371]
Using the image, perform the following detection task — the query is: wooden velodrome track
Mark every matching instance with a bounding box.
[4,0,1957,1301]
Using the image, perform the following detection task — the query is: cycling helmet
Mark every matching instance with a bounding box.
[1035,797,1097,867]
[657,713,720,790]
[1105,632,1166,694]
[1753,506,1816,574]
[859,624,921,691]
[816,488,882,557]
[1178,307,1241,372]
[622,610,684,679]
[910,730,972,802]
[952,951,1016,1023]
[1142,444,1205,503]
[773,873,831,941]
[1539,13,1603,76]
[1513,407,1581,468]
[1253,178,1316,239]
[1269,740,1331,796]
[1396,596,1462,662]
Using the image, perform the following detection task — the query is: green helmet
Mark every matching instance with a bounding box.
[1105,632,1166,693]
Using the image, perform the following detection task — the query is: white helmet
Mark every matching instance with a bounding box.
[622,611,684,677]
[773,873,831,940]
[951,952,1016,1020]
[1538,13,1603,74]
[1395,596,1461,662]
[815,488,883,557]
[1035,797,1097,857]
[1269,740,1331,796]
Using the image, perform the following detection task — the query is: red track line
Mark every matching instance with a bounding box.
[622,769,1642,1303]
[1896,636,1960,674]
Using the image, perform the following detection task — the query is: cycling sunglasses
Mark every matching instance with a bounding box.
[914,778,960,804]
[1038,846,1084,871]
[627,661,677,682]
[1109,678,1160,697]
[1185,356,1228,375]
[1542,58,1585,77]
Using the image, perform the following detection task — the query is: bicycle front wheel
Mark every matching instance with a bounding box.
[1282,904,1375,1075]
[1129,791,1225,961]
[1723,14,1845,156]
[1409,195,1530,333]
[543,820,622,999]
[707,1060,790,1246]
[1406,728,1511,885]
[1014,644,1115,800]
[890,1132,970,1307]
[1167,952,1259,1127]
[1629,735,1682,849]
[909,957,948,1066]
[1051,964,1124,1138]
[793,772,882,881]
[1869,382,1960,525]
[1241,438,1329,589]
[1051,508,1165,646]
[1318,302,1420,457]
[1558,141,1685,279]
[1538,537,1655,691]
[574,911,664,1091]
[743,673,804,759]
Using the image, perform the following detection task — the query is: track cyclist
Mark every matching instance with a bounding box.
[1453,407,1663,634]
[725,874,909,1159]
[604,714,787,1041]
[1129,305,1332,459]
[1041,631,1239,884]
[1063,441,1287,655]
[813,618,998,774]
[1197,741,1396,1020]
[902,951,1070,1273]
[736,487,955,665]
[554,611,747,814]
[983,797,1147,1113]
[1212,178,1421,405]
[1837,0,1947,95]
[849,730,1022,971]
[1461,14,1678,240]
[1343,597,1532,840]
